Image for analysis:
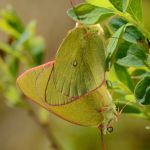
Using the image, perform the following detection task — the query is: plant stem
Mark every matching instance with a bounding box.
[98,126,107,150]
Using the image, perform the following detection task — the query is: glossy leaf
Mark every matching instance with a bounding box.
[124,26,145,43]
[117,44,148,67]
[115,41,131,59]
[86,0,114,8]
[127,0,143,22]
[54,25,105,98]
[109,17,145,43]
[17,61,116,127]
[106,25,126,69]
[109,0,129,12]
[114,63,134,92]
[67,3,115,25]
[108,16,128,31]
[107,66,132,94]
[106,25,126,57]
[131,69,150,79]
[135,76,150,105]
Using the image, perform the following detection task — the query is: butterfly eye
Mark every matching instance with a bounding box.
[107,126,113,133]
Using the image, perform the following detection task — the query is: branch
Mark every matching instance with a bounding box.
[98,125,107,150]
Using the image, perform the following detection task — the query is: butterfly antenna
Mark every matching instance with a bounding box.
[69,0,80,20]
[119,101,131,115]
[114,101,131,123]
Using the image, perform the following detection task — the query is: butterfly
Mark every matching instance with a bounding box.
[17,23,117,132]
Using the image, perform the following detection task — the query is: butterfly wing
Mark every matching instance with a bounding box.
[17,61,111,126]
[17,61,70,105]
[53,24,105,98]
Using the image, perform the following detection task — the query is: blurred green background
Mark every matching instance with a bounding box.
[0,0,150,150]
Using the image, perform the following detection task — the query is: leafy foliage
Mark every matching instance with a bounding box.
[0,7,45,107]
[108,16,145,43]
[109,0,129,12]
[67,3,115,25]
[127,0,143,22]
[117,44,148,67]
[135,76,150,105]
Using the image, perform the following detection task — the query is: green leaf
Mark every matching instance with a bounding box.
[4,86,21,107]
[124,26,145,43]
[127,0,143,22]
[108,16,128,31]
[14,21,45,65]
[0,19,20,38]
[17,61,116,127]
[116,41,131,59]
[0,57,13,81]
[27,37,45,65]
[109,0,129,12]
[118,55,144,67]
[54,25,105,98]
[86,0,114,8]
[8,58,19,77]
[114,63,134,92]
[117,44,148,67]
[135,76,150,105]
[131,69,150,79]
[108,66,132,94]
[67,3,115,25]
[106,25,126,69]
[14,21,36,47]
[0,7,24,33]
[0,42,22,58]
[108,17,145,43]
[106,25,126,57]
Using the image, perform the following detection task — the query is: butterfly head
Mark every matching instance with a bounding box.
[99,101,130,134]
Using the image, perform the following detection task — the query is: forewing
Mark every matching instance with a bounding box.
[54,25,105,98]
